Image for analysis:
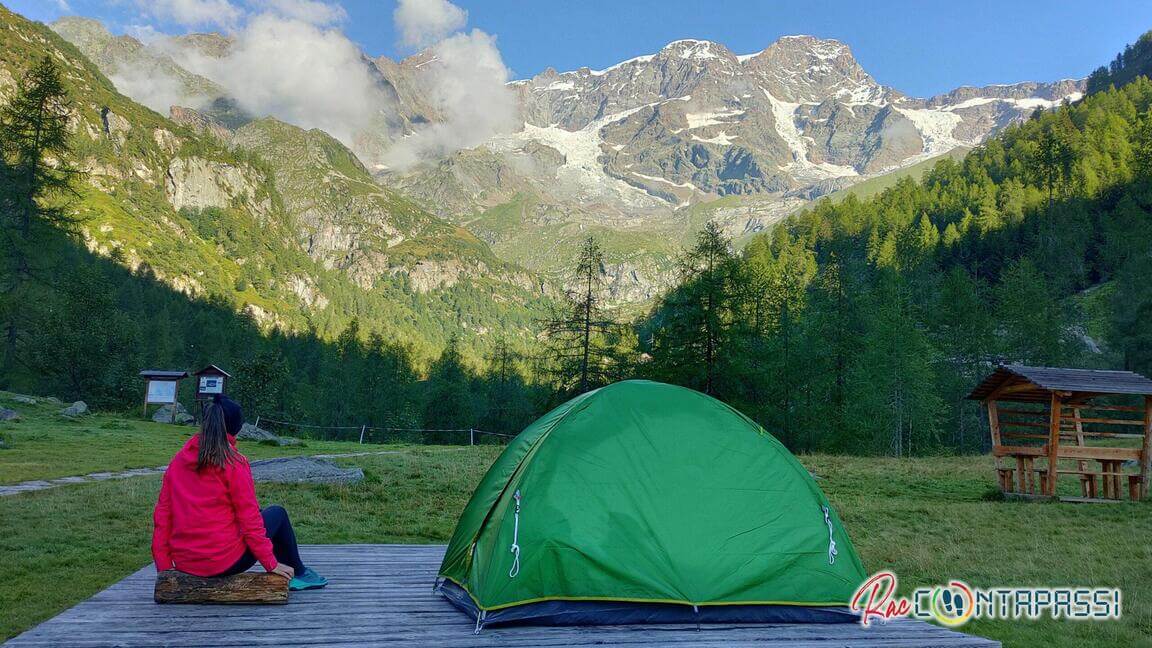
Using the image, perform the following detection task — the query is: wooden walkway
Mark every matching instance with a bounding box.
[5,545,999,647]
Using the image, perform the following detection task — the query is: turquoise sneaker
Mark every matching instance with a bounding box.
[289,567,328,591]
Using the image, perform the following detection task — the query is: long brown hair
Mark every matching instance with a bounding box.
[197,403,239,471]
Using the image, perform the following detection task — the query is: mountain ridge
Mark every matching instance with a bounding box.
[47,15,1085,305]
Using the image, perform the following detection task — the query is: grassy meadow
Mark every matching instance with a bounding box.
[1,400,1149,647]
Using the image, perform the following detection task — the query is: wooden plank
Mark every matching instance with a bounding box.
[1046,393,1061,496]
[993,444,1141,461]
[987,400,1004,484]
[1142,396,1152,500]
[4,545,999,648]
[1064,403,1145,413]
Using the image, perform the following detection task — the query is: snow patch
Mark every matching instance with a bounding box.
[764,88,857,181]
[632,171,699,190]
[486,104,666,209]
[589,53,656,76]
[895,107,963,155]
[685,108,744,129]
[691,131,738,145]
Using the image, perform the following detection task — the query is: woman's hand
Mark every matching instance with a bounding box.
[271,563,295,580]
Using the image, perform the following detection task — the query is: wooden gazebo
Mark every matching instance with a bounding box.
[968,364,1152,501]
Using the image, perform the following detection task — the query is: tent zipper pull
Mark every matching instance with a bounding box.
[508,489,522,578]
[822,505,838,565]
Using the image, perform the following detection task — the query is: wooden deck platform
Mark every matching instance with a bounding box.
[5,544,999,647]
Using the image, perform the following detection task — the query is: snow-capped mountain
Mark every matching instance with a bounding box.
[490,36,1082,208]
[374,35,1082,303]
[49,18,1085,304]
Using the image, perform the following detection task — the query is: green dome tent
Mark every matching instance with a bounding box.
[437,380,866,627]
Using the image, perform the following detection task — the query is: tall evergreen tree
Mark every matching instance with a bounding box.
[0,56,77,370]
[648,222,736,395]
[539,237,617,395]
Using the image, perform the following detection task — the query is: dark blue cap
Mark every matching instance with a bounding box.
[213,394,244,437]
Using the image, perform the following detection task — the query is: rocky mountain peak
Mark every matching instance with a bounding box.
[654,39,737,63]
[742,34,883,104]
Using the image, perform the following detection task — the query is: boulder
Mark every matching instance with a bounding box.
[44,396,63,405]
[237,423,279,443]
[12,395,36,405]
[0,408,20,422]
[60,401,89,417]
[275,436,303,447]
[153,402,195,425]
[249,457,363,485]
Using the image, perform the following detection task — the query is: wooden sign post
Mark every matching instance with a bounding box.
[139,370,189,423]
[193,365,232,422]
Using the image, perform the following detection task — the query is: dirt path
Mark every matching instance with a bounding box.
[0,450,406,497]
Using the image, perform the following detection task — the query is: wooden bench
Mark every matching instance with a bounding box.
[154,570,289,604]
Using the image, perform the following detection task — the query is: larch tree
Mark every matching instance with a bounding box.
[650,222,736,396]
[0,56,78,370]
[539,236,617,395]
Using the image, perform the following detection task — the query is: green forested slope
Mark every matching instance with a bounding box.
[0,5,551,348]
[0,4,553,427]
[642,69,1152,455]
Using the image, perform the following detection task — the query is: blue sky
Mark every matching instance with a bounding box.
[11,0,1152,97]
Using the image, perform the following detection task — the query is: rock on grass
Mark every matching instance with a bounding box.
[249,456,363,485]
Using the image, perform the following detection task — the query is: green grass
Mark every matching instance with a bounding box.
[2,413,1149,646]
[0,392,398,484]
[826,148,971,203]
[0,446,501,640]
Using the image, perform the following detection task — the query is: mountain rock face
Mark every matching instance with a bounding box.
[481,36,1082,207]
[50,16,1084,306]
[386,36,1082,300]
[1,7,553,353]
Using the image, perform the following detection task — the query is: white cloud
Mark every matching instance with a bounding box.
[135,0,245,29]
[170,13,384,146]
[51,0,73,11]
[393,0,467,49]
[383,28,519,168]
[106,0,517,168]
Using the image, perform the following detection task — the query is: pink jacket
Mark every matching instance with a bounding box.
[151,435,276,576]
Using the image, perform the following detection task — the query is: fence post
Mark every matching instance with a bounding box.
[359,425,366,445]
[470,428,475,446]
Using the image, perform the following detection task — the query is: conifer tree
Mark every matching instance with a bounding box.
[539,237,617,395]
[649,222,735,395]
[0,56,77,369]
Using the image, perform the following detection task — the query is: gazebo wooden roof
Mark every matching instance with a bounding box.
[968,364,1152,402]
[969,364,1152,502]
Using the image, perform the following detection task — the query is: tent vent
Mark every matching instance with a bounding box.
[821,505,838,565]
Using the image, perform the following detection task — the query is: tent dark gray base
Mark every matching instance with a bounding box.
[438,580,859,627]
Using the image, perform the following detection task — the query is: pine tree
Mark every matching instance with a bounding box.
[0,56,78,369]
[423,335,478,440]
[843,269,941,456]
[649,222,736,395]
[539,237,617,395]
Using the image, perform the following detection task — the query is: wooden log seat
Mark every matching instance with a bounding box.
[154,570,289,604]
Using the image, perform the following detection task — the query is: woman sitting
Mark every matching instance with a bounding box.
[151,395,327,591]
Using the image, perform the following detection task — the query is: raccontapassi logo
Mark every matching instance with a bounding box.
[850,572,1122,627]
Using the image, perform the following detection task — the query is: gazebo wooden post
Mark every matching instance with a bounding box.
[1046,392,1063,496]
[986,399,1007,491]
[1141,395,1152,499]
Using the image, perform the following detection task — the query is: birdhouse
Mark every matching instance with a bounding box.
[194,365,231,400]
